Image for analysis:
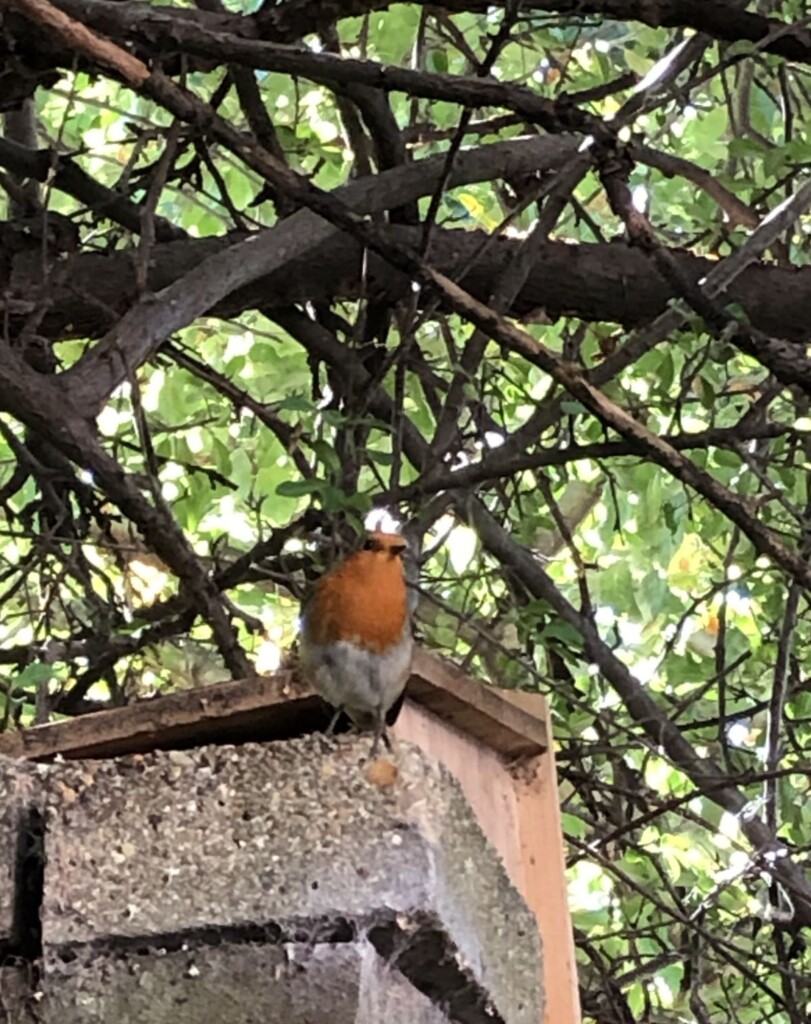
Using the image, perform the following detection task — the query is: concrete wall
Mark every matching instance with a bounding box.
[0,736,543,1023]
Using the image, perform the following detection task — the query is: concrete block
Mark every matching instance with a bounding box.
[0,758,20,944]
[0,756,41,951]
[0,965,40,1023]
[41,736,542,1024]
[36,940,450,1024]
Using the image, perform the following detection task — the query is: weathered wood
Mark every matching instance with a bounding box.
[409,648,548,757]
[0,648,546,762]
[0,672,324,761]
[512,706,583,1024]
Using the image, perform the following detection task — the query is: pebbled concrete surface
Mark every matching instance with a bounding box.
[35,940,452,1024]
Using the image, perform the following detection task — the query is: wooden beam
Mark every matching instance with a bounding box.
[409,648,547,757]
[0,649,546,762]
[0,672,320,761]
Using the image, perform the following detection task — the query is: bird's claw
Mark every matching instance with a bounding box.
[368,721,393,760]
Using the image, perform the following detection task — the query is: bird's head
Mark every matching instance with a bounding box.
[362,531,408,560]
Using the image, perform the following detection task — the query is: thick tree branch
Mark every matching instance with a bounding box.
[23,0,608,138]
[53,134,576,408]
[7,225,811,369]
[42,0,811,79]
[0,136,187,241]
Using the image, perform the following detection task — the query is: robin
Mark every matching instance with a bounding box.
[299,531,413,755]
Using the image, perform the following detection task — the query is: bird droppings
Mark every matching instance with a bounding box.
[0,737,542,1023]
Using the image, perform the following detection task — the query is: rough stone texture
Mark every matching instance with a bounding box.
[0,757,39,949]
[0,965,40,1023]
[0,736,543,1024]
[0,759,20,943]
[37,941,449,1024]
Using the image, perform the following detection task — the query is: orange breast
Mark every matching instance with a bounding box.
[306,552,408,653]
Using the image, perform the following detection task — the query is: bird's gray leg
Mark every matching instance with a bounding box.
[317,705,344,753]
[367,660,387,758]
[368,703,392,759]
[325,705,343,737]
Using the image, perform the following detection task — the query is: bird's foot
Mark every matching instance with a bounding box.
[318,733,338,755]
[368,722,393,761]
[316,706,344,753]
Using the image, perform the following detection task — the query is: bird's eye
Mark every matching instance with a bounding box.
[363,537,376,551]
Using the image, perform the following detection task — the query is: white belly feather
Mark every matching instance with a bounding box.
[299,624,413,729]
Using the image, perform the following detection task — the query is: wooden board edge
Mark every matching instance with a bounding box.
[511,705,582,1024]
[0,648,548,762]
[410,648,548,757]
[0,672,314,761]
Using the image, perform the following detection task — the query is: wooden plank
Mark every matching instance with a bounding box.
[0,673,325,761]
[409,648,547,757]
[0,649,546,762]
[512,700,582,1024]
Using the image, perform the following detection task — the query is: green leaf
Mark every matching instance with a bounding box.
[427,49,448,74]
[275,478,323,497]
[276,395,314,413]
[15,663,53,687]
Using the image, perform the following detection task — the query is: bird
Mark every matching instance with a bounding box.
[298,531,413,756]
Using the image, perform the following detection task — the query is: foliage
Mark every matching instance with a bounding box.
[1,0,811,1020]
